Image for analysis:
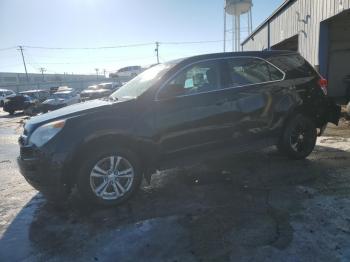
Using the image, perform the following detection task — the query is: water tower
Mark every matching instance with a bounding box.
[224,0,253,52]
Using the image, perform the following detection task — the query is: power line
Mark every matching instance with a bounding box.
[26,56,155,65]
[20,40,228,50]
[0,46,16,51]
[22,43,155,50]
[161,40,226,45]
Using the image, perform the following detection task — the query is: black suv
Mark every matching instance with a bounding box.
[18,51,341,206]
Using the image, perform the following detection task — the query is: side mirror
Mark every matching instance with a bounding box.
[158,84,185,100]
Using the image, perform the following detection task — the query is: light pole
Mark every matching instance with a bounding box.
[155,42,160,64]
[39,67,46,81]
[95,68,99,80]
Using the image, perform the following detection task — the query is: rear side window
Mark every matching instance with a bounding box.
[267,54,316,78]
[226,57,284,87]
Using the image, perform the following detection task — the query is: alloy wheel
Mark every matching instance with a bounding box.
[89,155,135,201]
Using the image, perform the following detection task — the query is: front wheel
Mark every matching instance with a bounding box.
[77,145,142,206]
[277,114,317,160]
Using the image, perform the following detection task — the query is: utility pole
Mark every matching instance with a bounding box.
[155,42,160,64]
[223,6,227,52]
[39,67,46,81]
[103,69,106,78]
[18,46,29,83]
[95,68,99,80]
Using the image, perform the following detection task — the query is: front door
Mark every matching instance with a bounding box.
[154,59,232,157]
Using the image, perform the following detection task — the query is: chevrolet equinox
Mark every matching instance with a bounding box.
[18,51,341,206]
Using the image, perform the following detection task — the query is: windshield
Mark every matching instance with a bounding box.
[87,85,98,90]
[110,63,172,100]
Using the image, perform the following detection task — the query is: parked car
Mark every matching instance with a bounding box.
[18,51,341,206]
[20,90,49,102]
[0,89,16,107]
[49,86,59,95]
[111,66,143,81]
[3,95,36,115]
[41,89,80,112]
[80,82,120,101]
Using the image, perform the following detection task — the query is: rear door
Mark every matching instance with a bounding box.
[221,57,286,142]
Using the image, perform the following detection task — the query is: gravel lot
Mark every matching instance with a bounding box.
[0,109,350,262]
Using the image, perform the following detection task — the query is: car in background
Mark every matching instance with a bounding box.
[3,95,36,115]
[41,88,80,112]
[3,89,49,115]
[111,66,144,81]
[80,82,120,101]
[0,89,16,107]
[49,86,59,95]
[20,90,50,102]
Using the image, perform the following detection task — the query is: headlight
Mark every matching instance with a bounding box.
[29,120,65,147]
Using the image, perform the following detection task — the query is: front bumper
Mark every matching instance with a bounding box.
[17,145,68,201]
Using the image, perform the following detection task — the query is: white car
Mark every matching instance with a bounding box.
[0,89,16,107]
[42,90,80,112]
[114,66,144,81]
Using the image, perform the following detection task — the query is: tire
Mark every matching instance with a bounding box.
[277,114,317,160]
[9,110,14,115]
[77,144,142,207]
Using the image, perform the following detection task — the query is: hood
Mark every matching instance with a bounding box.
[25,99,113,133]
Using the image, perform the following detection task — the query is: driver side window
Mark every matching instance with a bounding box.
[158,61,220,100]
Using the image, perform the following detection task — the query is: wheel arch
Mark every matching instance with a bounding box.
[283,104,327,132]
[62,133,156,189]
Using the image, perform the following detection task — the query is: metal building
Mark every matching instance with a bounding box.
[242,0,350,102]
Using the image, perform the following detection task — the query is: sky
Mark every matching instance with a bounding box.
[0,0,284,75]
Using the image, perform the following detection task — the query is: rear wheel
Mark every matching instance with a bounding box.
[77,145,142,206]
[277,114,317,160]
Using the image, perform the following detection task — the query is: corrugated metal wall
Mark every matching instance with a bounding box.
[242,0,350,67]
[242,25,269,51]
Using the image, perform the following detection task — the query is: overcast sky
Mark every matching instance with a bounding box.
[0,0,284,75]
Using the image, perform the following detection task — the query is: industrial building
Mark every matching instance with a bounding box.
[0,72,105,92]
[242,0,350,103]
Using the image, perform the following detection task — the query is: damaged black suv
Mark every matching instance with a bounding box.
[18,51,341,206]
